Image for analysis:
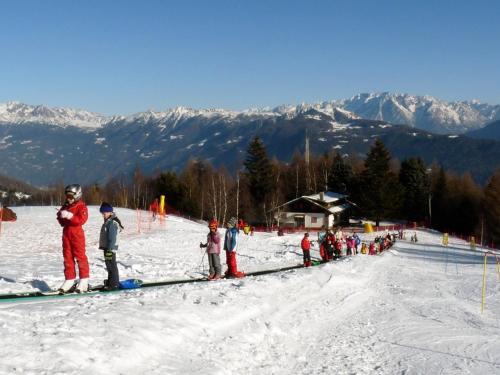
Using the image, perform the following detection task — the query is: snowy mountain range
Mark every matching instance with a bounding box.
[333,93,500,134]
[1,94,499,186]
[2,93,499,134]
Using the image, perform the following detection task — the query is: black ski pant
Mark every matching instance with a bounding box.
[326,245,334,260]
[104,250,120,288]
[302,250,311,264]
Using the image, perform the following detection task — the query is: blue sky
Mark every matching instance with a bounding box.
[0,0,499,115]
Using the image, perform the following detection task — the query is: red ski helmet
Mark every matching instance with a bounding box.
[209,218,218,230]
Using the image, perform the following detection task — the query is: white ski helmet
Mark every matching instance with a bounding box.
[65,184,82,201]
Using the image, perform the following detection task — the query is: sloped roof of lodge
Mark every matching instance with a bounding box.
[269,191,349,213]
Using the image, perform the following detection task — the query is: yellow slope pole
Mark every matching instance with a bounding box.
[481,253,488,313]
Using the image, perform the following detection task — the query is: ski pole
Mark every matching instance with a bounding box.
[198,249,206,275]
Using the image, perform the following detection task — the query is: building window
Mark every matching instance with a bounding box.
[311,217,317,224]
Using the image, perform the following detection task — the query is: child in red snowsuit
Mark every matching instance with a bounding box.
[326,231,335,261]
[301,233,312,267]
[149,198,159,220]
[56,184,89,293]
[369,242,376,255]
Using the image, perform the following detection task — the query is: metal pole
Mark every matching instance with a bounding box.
[428,193,432,228]
[481,215,484,248]
[236,172,239,222]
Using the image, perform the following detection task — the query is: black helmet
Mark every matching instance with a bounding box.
[65,184,82,201]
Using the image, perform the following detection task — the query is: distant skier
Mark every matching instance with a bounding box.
[150,198,159,220]
[412,232,418,243]
[326,230,335,260]
[224,217,245,278]
[238,218,245,231]
[301,232,312,267]
[199,219,222,280]
[346,236,353,256]
[99,202,124,291]
[56,184,89,293]
[361,242,368,254]
[353,232,361,254]
[334,238,343,259]
[369,242,376,255]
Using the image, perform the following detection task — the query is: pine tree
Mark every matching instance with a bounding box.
[244,137,273,221]
[430,167,448,231]
[399,157,429,222]
[482,170,500,245]
[327,152,353,194]
[448,173,482,235]
[360,139,402,226]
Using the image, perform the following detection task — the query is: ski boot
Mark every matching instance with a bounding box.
[75,278,89,293]
[58,279,77,294]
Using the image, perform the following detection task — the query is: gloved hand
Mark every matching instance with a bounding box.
[200,242,206,248]
[59,210,74,220]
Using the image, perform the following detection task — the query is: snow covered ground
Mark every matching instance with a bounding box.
[0,207,499,375]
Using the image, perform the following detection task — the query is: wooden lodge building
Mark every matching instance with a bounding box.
[271,191,352,229]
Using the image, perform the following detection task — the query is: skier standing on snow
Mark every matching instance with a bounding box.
[199,219,222,280]
[326,230,335,261]
[224,217,245,278]
[369,242,376,255]
[353,232,361,254]
[301,232,312,267]
[98,202,124,291]
[334,238,343,259]
[346,236,353,256]
[56,184,89,293]
[149,198,159,221]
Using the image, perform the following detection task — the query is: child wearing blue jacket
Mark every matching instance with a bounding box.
[98,202,124,290]
[223,217,245,278]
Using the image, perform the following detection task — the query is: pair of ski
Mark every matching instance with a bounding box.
[43,285,106,296]
[0,279,143,302]
[0,262,322,302]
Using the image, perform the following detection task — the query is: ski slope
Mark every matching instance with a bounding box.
[0,207,499,374]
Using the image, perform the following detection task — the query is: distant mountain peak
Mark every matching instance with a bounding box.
[0,101,109,129]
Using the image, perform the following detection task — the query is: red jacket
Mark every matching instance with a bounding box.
[301,237,311,251]
[57,200,88,228]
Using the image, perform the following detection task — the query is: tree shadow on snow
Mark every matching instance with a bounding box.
[0,275,16,283]
[29,279,52,292]
[394,244,497,266]
[0,276,52,292]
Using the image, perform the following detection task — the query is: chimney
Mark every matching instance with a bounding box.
[319,192,324,201]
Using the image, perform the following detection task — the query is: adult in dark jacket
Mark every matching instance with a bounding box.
[56,184,89,293]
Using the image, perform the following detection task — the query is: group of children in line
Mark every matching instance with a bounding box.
[300,228,399,266]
